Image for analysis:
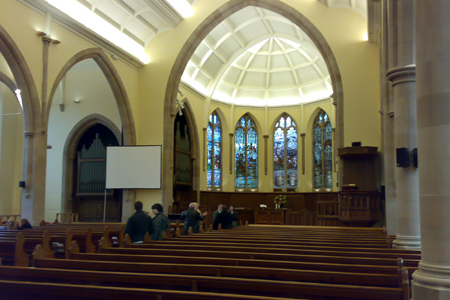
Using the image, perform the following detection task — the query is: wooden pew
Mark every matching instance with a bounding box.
[97,244,420,268]
[46,223,125,247]
[0,264,410,300]
[142,239,420,256]
[126,241,421,260]
[0,233,28,266]
[0,230,54,258]
[176,235,392,248]
[0,279,295,300]
[70,250,418,276]
[32,253,403,288]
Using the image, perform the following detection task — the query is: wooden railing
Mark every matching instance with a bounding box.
[339,191,381,226]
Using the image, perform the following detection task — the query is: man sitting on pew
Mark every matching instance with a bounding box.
[180,202,207,235]
[125,201,155,243]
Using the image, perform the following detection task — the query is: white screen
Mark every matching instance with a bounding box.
[106,146,161,189]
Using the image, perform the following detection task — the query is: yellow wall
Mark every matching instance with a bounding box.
[0,0,381,216]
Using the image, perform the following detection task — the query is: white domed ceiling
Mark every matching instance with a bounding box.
[181,6,333,107]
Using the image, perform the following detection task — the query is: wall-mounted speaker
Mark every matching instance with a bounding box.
[19,181,26,188]
[352,142,362,147]
[396,148,410,167]
[413,148,418,168]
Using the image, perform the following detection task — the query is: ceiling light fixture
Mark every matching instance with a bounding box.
[167,0,194,18]
[47,0,150,64]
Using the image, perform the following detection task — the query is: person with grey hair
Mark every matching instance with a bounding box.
[180,202,207,235]
[5,218,17,230]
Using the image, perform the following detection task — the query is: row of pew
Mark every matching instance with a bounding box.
[1,223,419,300]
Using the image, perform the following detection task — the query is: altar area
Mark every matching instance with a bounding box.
[199,191,382,228]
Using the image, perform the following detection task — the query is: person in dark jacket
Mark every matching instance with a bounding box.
[18,218,32,230]
[125,201,154,243]
[180,202,207,235]
[151,203,169,241]
[213,205,232,230]
[229,204,238,228]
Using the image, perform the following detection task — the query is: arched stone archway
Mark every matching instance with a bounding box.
[163,0,344,205]
[0,23,44,224]
[47,49,137,221]
[47,48,136,146]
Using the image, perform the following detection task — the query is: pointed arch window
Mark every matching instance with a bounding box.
[207,111,221,189]
[313,110,333,189]
[235,114,258,189]
[274,113,298,190]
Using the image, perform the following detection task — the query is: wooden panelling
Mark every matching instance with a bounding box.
[200,192,338,226]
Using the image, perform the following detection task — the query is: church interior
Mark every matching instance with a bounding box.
[0,0,449,299]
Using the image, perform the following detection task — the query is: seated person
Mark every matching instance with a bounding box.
[18,218,32,230]
[229,204,238,228]
[213,205,232,230]
[5,218,17,230]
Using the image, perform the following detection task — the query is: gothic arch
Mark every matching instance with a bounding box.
[47,48,136,146]
[0,23,43,222]
[163,0,344,203]
[270,112,299,132]
[61,114,121,213]
[0,24,40,133]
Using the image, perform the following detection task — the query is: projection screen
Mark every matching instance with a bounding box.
[106,145,162,189]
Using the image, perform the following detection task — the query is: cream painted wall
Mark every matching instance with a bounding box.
[0,84,24,215]
[0,0,381,216]
[45,63,121,222]
[136,0,380,204]
[1,0,140,220]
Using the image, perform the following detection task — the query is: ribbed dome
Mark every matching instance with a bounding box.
[181,6,333,107]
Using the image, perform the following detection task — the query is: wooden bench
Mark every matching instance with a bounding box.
[71,250,419,276]
[32,250,404,288]
[0,230,54,258]
[98,244,420,268]
[142,239,420,255]
[176,235,393,248]
[127,241,421,260]
[42,223,125,247]
[0,233,28,266]
[0,279,295,300]
[0,264,410,300]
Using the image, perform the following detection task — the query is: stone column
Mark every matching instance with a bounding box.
[412,0,450,298]
[21,130,47,225]
[386,0,421,249]
[380,0,397,235]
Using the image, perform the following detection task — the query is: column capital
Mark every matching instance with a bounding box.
[263,135,269,139]
[387,65,416,86]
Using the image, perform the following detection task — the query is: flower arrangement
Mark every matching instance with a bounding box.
[274,194,287,208]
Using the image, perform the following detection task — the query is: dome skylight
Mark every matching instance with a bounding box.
[181,6,333,107]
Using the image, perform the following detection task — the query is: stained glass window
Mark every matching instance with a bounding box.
[235,114,258,189]
[274,113,298,189]
[313,110,333,189]
[207,111,221,189]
